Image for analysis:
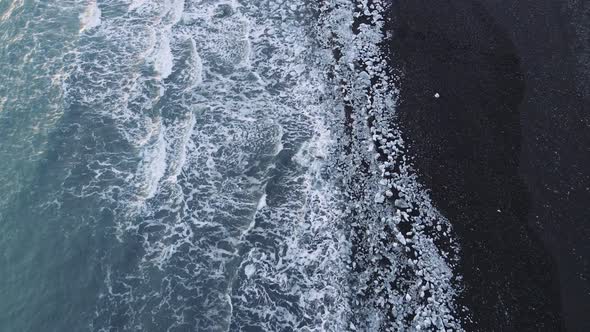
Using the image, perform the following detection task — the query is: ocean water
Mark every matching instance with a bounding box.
[0,0,464,331]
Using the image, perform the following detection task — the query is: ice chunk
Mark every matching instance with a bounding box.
[394,198,410,209]
[395,232,407,246]
[374,193,385,203]
[244,264,255,278]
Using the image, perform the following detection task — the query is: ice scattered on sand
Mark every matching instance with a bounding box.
[323,0,466,329]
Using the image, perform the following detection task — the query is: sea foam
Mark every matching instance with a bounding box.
[79,0,101,32]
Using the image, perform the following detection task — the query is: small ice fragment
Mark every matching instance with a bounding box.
[395,232,407,246]
[394,198,410,209]
[405,294,412,301]
[374,193,385,203]
[257,193,267,210]
[244,264,255,278]
[434,93,440,98]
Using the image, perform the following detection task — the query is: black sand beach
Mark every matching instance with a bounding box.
[384,0,590,330]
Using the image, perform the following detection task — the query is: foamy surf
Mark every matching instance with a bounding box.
[60,0,466,330]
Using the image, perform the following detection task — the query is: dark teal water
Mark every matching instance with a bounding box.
[0,1,98,330]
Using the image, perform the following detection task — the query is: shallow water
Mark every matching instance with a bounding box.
[0,1,464,331]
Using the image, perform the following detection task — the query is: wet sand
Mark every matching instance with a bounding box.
[383,0,589,330]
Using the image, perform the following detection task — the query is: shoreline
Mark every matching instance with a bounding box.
[383,0,589,330]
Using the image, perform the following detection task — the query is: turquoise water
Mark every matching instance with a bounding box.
[0,1,464,331]
[0,1,97,330]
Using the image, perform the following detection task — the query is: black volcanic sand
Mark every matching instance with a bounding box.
[384,0,589,330]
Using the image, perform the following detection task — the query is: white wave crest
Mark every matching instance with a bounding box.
[79,0,101,32]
